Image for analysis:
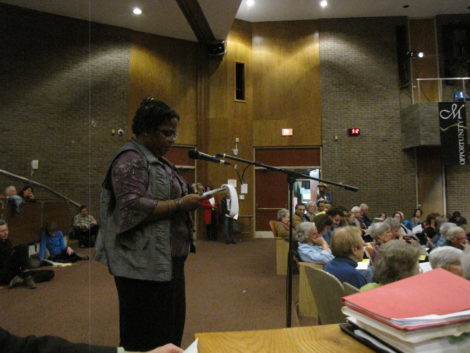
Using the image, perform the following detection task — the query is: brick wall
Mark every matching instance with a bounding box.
[0,4,130,216]
[319,17,418,218]
[446,165,470,220]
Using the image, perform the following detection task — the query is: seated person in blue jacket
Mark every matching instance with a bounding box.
[297,222,334,265]
[39,222,88,263]
[5,185,24,214]
[325,226,369,289]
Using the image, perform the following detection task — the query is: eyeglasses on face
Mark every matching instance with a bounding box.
[157,128,178,140]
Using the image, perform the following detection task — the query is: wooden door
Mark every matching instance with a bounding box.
[255,148,321,233]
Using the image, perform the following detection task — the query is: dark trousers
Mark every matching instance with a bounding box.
[114,256,187,351]
[74,224,99,248]
[0,245,54,285]
[223,217,236,243]
[206,224,218,240]
[51,250,81,263]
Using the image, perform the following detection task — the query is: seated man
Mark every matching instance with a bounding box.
[292,203,308,229]
[0,220,54,289]
[325,226,368,288]
[73,205,99,248]
[5,185,24,214]
[429,246,463,277]
[297,222,334,265]
[361,240,421,291]
[444,225,468,250]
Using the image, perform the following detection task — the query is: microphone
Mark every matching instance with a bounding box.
[188,149,231,165]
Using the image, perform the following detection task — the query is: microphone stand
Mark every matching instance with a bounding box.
[217,153,358,327]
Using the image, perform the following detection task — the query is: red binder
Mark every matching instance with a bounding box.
[342,269,470,331]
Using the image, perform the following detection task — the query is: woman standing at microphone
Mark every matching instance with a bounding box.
[95,98,205,352]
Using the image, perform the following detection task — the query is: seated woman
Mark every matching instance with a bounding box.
[360,240,421,291]
[73,205,99,248]
[297,222,334,265]
[429,246,463,276]
[19,185,36,202]
[274,208,293,239]
[5,185,24,214]
[39,222,88,263]
[393,211,412,233]
[367,222,393,263]
[324,226,368,288]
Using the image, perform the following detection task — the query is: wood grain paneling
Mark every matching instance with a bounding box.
[409,19,439,103]
[417,147,444,216]
[252,20,321,146]
[129,32,199,145]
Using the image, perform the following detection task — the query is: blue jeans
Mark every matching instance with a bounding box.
[223,217,236,243]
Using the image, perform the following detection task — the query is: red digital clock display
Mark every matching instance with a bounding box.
[347,128,361,136]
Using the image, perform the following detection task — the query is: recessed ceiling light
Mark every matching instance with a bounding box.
[246,0,255,7]
[133,7,142,15]
[320,0,328,8]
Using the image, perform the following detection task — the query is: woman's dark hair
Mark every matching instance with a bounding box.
[414,208,423,217]
[132,97,180,135]
[45,221,59,236]
[79,205,87,211]
[19,185,33,197]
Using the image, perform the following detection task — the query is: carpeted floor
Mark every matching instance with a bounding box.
[0,238,303,349]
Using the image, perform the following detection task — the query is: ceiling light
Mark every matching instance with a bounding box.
[406,51,424,58]
[246,0,255,7]
[320,0,328,8]
[133,7,142,15]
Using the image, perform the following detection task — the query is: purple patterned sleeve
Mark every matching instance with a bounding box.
[111,151,156,233]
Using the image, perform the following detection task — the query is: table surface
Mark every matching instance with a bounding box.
[195,324,374,353]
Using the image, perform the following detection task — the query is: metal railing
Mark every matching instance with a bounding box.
[0,168,80,207]
[416,77,470,103]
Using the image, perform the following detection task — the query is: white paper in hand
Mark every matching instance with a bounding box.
[184,338,198,353]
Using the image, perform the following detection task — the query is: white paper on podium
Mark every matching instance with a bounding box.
[184,338,198,353]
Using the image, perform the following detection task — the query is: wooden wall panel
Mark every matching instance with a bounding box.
[128,32,199,145]
[253,119,321,147]
[409,19,439,103]
[417,147,444,216]
[252,20,321,146]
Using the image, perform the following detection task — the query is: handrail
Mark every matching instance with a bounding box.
[0,168,80,207]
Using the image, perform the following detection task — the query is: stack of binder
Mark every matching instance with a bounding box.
[341,269,470,353]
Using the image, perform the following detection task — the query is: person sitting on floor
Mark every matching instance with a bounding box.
[360,240,421,291]
[274,208,293,239]
[73,205,99,248]
[0,220,54,289]
[39,222,88,263]
[324,226,368,288]
[297,222,334,265]
[5,185,24,214]
[429,246,463,277]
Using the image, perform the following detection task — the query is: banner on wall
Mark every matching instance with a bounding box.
[439,102,468,165]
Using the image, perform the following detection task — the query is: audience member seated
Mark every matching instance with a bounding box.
[305,201,316,221]
[5,185,24,214]
[324,226,368,288]
[429,246,463,277]
[39,222,88,263]
[322,207,346,244]
[297,222,334,265]
[449,211,467,226]
[274,208,293,239]
[312,213,333,238]
[360,240,421,291]
[0,220,54,289]
[73,205,99,248]
[367,222,393,263]
[383,217,418,243]
[315,200,326,215]
[350,206,366,230]
[392,211,412,233]
[461,247,470,280]
[422,213,440,244]
[410,208,423,228]
[19,185,36,202]
[292,203,308,229]
[444,225,469,250]
[359,203,371,228]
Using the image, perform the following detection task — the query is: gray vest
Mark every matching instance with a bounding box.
[95,140,176,281]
